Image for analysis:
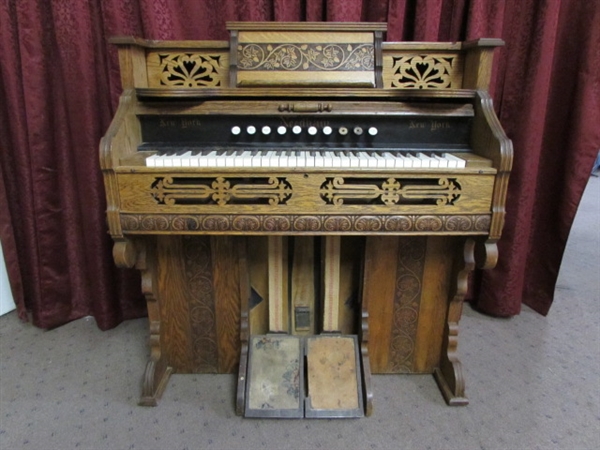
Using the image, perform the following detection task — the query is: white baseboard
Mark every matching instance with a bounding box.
[0,240,16,316]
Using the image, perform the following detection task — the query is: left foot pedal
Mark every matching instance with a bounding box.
[245,335,304,418]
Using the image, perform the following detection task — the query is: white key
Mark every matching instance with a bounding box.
[373,152,387,169]
[225,151,238,167]
[406,153,422,168]
[189,151,200,167]
[418,152,438,168]
[288,151,298,168]
[259,151,270,167]
[241,150,253,167]
[347,152,360,168]
[171,154,182,167]
[216,151,227,167]
[323,151,334,168]
[146,154,158,167]
[415,152,430,168]
[331,152,342,168]
[179,151,193,167]
[366,152,378,168]
[398,153,413,168]
[163,153,175,167]
[305,151,315,167]
[431,154,449,168]
[443,153,466,168]
[293,151,304,167]
[206,150,218,167]
[339,152,351,168]
[252,151,263,167]
[382,152,398,168]
[266,150,278,167]
[358,152,370,168]
[314,151,324,167]
[279,151,289,168]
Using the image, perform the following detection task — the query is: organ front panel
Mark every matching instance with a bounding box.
[101,22,512,416]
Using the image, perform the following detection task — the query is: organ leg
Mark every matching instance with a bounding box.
[433,238,475,406]
[137,239,172,407]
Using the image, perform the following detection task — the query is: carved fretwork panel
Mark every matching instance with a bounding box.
[150,176,293,206]
[383,53,463,89]
[319,177,461,206]
[147,51,229,88]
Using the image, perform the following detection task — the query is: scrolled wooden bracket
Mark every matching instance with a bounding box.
[475,238,498,270]
[112,238,138,268]
[278,103,333,113]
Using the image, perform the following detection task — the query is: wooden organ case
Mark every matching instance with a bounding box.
[101,22,512,418]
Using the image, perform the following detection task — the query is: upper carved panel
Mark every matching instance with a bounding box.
[383,53,463,89]
[237,43,374,72]
[147,51,228,88]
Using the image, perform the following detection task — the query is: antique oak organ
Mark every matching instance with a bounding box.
[101,22,512,418]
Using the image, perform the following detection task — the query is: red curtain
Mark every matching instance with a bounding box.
[0,0,598,329]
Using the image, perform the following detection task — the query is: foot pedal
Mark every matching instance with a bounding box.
[305,335,364,418]
[245,335,304,418]
[243,334,364,418]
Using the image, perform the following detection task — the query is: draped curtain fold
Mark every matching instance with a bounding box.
[0,0,598,330]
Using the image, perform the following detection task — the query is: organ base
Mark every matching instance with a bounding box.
[132,234,476,414]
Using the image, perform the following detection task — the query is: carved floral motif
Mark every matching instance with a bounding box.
[238,43,374,72]
[390,55,455,89]
[157,53,224,87]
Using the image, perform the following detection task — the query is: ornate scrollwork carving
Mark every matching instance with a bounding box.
[390,238,427,372]
[390,55,455,89]
[157,53,224,87]
[319,177,461,206]
[121,214,491,233]
[237,43,374,72]
[150,176,292,206]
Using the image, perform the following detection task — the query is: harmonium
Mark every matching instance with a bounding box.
[101,22,512,418]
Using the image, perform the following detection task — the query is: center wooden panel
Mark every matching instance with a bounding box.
[363,235,455,373]
[156,235,241,374]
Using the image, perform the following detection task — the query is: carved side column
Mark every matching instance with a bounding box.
[433,238,475,406]
[137,238,173,406]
